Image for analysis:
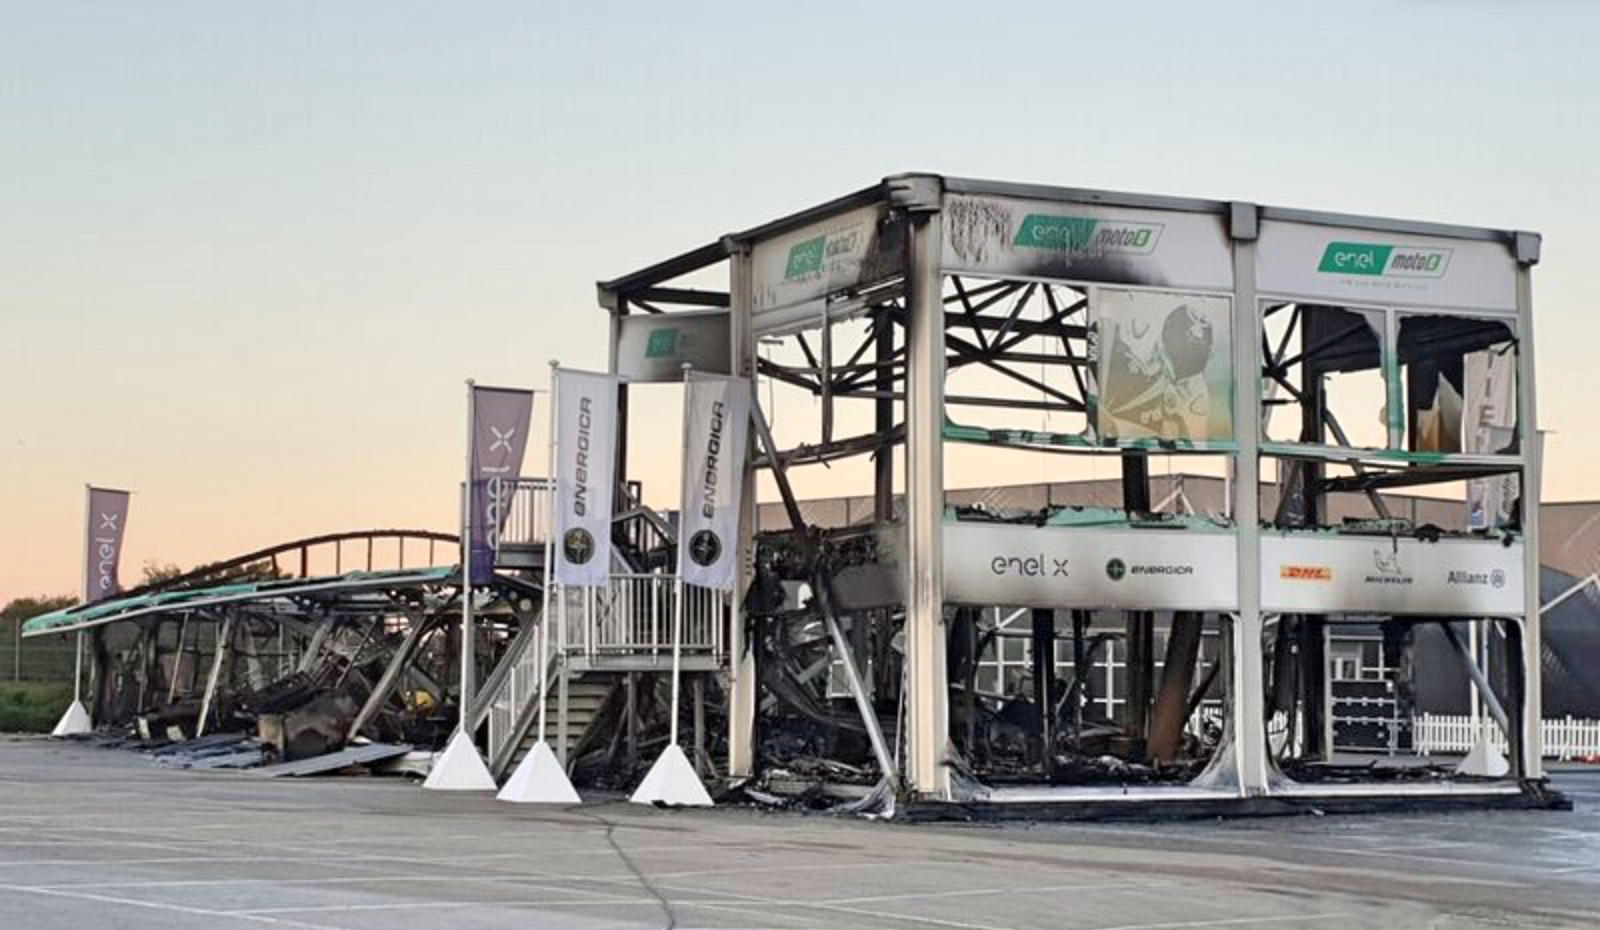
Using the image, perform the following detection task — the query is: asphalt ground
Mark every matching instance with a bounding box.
[1,738,1597,930]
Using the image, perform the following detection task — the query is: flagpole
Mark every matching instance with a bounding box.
[625,365,715,806]
[669,364,695,748]
[76,484,89,704]
[538,361,558,744]
[460,379,476,738]
[670,577,683,747]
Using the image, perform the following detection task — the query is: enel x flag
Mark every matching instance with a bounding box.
[84,487,130,603]
[553,369,619,587]
[677,372,750,591]
[468,386,535,582]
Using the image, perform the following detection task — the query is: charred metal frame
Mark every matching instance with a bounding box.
[596,174,1552,813]
[24,530,552,765]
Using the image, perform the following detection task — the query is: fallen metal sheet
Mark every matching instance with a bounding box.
[252,742,412,778]
[149,735,261,769]
[374,749,435,779]
[180,749,267,770]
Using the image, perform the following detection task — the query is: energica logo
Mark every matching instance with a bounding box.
[562,528,595,566]
[1013,214,1163,255]
[1106,557,1192,581]
[1317,242,1452,278]
[688,530,721,567]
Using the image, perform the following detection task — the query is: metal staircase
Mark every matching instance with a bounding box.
[474,476,726,781]
[497,673,614,778]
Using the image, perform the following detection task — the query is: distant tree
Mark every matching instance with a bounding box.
[1,595,76,625]
[141,560,184,585]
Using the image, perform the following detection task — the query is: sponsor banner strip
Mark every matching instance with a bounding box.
[1261,533,1524,615]
[944,522,1525,616]
[1258,219,1517,312]
[943,522,1238,612]
[941,194,1234,292]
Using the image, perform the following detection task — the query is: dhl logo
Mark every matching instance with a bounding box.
[1280,565,1333,581]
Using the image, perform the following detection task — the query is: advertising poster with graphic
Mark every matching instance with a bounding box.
[1093,288,1233,443]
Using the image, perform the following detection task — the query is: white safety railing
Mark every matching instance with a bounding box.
[486,625,550,768]
[553,575,726,661]
[1414,713,1600,761]
[490,477,553,550]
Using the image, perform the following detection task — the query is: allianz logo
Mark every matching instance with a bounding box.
[1447,568,1508,589]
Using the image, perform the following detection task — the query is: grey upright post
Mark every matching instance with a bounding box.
[900,175,949,799]
[1228,202,1271,796]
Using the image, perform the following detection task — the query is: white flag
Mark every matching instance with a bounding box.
[677,372,750,591]
[553,369,619,586]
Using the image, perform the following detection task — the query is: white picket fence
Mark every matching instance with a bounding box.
[1414,713,1600,761]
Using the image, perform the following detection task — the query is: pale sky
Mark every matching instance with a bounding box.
[4,1,1598,600]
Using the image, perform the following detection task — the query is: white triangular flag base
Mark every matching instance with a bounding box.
[422,730,497,790]
[1456,732,1510,778]
[51,700,93,737]
[497,740,580,803]
[630,744,714,807]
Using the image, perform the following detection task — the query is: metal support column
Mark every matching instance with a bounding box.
[1298,318,1330,761]
[1228,202,1272,795]
[196,616,234,738]
[902,180,949,798]
[873,306,895,523]
[1030,608,1055,778]
[871,306,897,702]
[1513,238,1543,777]
[612,298,630,505]
[726,241,758,780]
[1121,454,1153,745]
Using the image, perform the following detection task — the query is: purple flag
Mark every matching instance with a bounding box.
[84,487,130,602]
[468,386,534,581]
